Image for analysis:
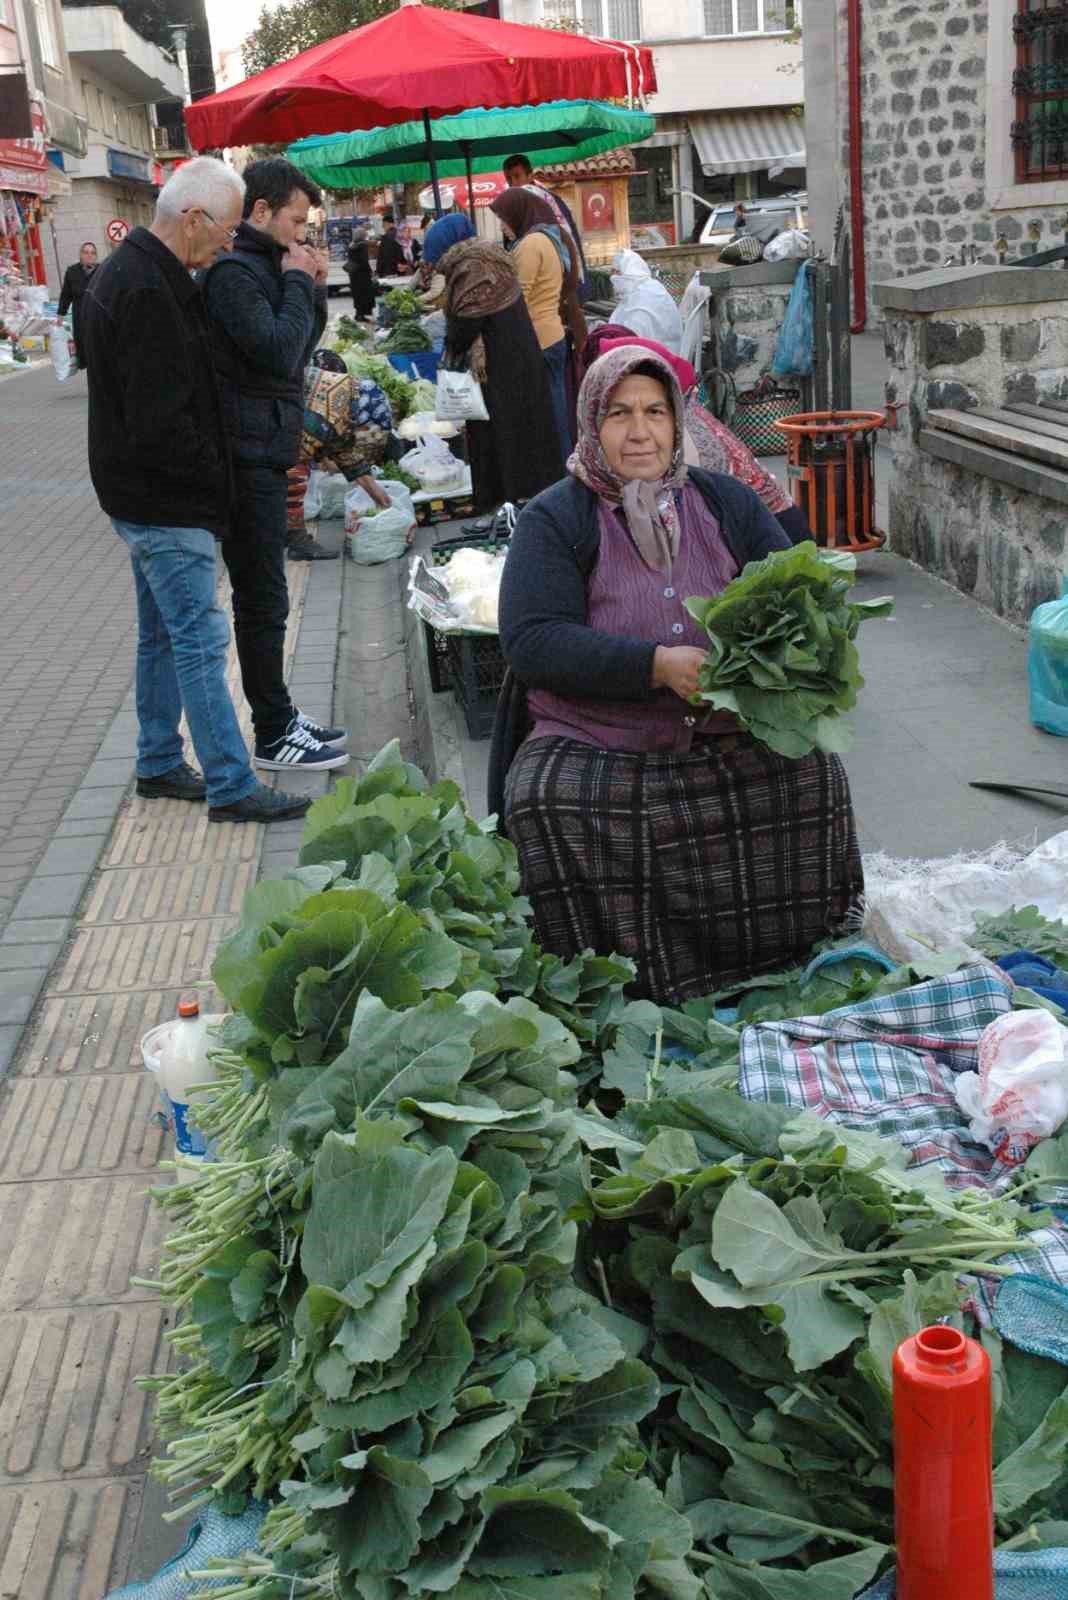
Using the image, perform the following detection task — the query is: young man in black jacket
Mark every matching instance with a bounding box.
[202,157,350,775]
[80,156,311,825]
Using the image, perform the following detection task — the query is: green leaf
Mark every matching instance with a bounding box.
[699,1546,888,1600]
[230,1250,279,1323]
[327,1446,434,1575]
[472,1488,614,1577]
[710,1181,849,1289]
[994,1390,1068,1519]
[302,1132,457,1301]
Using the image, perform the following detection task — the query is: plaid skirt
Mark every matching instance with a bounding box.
[504,734,863,1005]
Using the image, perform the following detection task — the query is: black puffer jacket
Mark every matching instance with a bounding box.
[201,222,327,469]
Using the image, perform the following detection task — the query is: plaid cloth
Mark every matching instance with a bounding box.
[737,962,1068,1315]
[287,465,309,534]
[504,733,862,1005]
[739,963,1022,1187]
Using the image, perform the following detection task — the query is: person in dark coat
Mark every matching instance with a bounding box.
[423,213,563,514]
[57,241,98,367]
[79,156,310,826]
[202,156,350,776]
[374,218,411,278]
[345,226,376,317]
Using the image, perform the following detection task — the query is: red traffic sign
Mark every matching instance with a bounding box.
[106,217,129,244]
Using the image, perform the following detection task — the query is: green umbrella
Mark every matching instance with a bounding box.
[287,100,654,213]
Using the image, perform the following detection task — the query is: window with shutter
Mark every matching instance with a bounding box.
[1012,0,1068,180]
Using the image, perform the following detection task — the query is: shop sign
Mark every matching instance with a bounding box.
[417,173,507,213]
[0,96,48,189]
[107,148,153,183]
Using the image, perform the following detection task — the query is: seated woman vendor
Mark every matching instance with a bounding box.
[495,343,862,1005]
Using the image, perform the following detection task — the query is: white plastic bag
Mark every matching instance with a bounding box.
[51,328,79,383]
[303,470,323,520]
[399,436,467,492]
[610,248,684,355]
[319,473,349,520]
[435,368,489,424]
[764,229,812,262]
[343,477,415,536]
[954,1009,1068,1163]
[347,504,413,564]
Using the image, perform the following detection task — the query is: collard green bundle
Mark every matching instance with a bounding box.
[685,543,893,759]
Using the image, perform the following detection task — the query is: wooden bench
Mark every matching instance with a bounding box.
[921,401,1068,506]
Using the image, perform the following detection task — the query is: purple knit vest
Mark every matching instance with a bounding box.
[527,483,740,754]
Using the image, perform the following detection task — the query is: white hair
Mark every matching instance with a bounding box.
[155,156,245,222]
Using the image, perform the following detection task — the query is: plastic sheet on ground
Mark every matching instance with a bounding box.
[861,828,1068,965]
[860,1552,1068,1600]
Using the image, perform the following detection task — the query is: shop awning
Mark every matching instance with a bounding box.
[687,109,805,176]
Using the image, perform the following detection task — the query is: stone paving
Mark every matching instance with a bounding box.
[0,370,139,934]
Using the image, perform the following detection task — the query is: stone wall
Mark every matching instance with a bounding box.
[876,265,1068,621]
[701,261,800,390]
[826,0,1068,313]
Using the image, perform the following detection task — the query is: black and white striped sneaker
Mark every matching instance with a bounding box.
[253,719,351,772]
[295,709,347,749]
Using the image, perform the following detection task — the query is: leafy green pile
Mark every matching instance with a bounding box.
[379,461,421,494]
[141,745,694,1599]
[970,904,1068,971]
[340,348,417,422]
[384,320,433,355]
[139,743,1068,1600]
[685,543,893,758]
[335,314,370,351]
[384,287,424,320]
[579,1094,1061,1597]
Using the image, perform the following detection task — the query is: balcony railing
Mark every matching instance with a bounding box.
[152,124,190,155]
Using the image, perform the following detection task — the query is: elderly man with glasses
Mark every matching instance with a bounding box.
[80,155,311,824]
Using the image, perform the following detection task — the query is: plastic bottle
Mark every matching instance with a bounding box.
[158,993,217,1161]
[893,1324,993,1600]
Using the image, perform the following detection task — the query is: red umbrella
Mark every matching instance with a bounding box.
[183,1,655,153]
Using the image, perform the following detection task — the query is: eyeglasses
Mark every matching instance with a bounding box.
[182,206,239,240]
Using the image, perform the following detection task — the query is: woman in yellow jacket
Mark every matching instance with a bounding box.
[491,187,585,459]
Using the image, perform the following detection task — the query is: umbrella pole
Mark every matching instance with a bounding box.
[461,141,476,225]
[423,109,444,217]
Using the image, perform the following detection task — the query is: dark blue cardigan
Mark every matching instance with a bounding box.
[498,467,791,701]
[488,467,792,818]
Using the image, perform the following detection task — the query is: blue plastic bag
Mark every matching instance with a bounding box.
[1029,576,1068,736]
[104,1503,267,1598]
[771,261,813,378]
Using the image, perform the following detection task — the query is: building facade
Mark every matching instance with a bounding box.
[806,0,1068,315]
[0,0,87,288]
[51,4,183,284]
[498,0,803,243]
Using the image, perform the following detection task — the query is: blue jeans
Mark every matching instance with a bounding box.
[543,338,572,462]
[112,520,258,807]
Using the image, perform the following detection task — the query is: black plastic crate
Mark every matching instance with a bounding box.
[422,528,511,707]
[445,630,507,739]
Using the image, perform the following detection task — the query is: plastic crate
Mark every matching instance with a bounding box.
[425,529,511,734]
[445,630,508,739]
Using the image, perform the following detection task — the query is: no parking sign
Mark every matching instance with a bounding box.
[106,217,129,245]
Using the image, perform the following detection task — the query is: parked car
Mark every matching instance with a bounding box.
[698,193,808,252]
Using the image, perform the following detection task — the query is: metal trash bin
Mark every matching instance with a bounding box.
[775,410,887,553]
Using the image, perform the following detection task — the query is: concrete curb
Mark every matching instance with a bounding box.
[0,555,345,1082]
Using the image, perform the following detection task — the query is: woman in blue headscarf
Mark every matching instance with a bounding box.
[423,213,563,513]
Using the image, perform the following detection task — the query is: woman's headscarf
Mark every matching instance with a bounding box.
[423,213,476,265]
[491,188,585,351]
[491,188,566,266]
[397,224,414,262]
[569,344,689,575]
